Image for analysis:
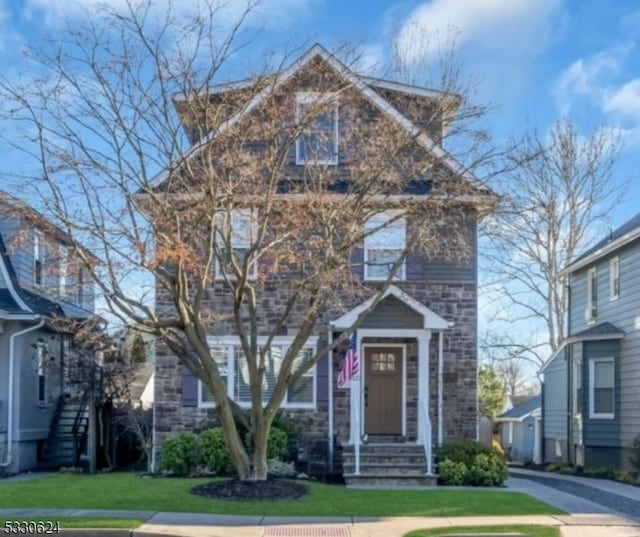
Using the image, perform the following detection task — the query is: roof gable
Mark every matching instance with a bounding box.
[150,44,485,192]
[330,284,452,330]
[497,394,541,421]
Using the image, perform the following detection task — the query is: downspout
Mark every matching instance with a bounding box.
[1,318,45,469]
[327,329,333,472]
[438,331,444,446]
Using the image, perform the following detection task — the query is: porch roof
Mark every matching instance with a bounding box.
[330,285,452,331]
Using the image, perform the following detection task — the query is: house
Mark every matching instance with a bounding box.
[0,191,95,475]
[541,212,640,469]
[150,44,497,485]
[496,394,541,464]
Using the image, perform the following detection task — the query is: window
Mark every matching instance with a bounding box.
[586,268,597,322]
[589,358,614,418]
[508,422,514,445]
[364,213,406,280]
[198,337,316,409]
[295,93,338,165]
[198,347,228,407]
[371,352,396,372]
[77,269,84,307]
[36,343,47,405]
[59,248,68,298]
[33,231,45,287]
[215,210,257,279]
[610,257,620,300]
[572,354,582,416]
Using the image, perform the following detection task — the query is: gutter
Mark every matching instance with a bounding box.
[1,318,45,470]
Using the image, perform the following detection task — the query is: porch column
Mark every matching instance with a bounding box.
[417,331,432,444]
[348,333,363,446]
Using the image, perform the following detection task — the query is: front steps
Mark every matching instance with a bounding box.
[342,442,437,488]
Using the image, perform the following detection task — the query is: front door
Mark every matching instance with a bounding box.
[364,346,403,435]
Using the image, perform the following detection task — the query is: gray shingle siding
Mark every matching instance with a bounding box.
[543,348,567,440]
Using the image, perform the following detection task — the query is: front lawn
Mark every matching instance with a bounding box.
[405,525,560,537]
[0,473,562,517]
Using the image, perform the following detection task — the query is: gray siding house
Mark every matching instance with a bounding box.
[0,192,94,476]
[152,44,497,485]
[541,212,640,469]
[496,395,541,463]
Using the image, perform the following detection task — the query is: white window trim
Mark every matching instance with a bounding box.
[589,357,614,419]
[33,230,45,288]
[59,248,68,298]
[36,344,47,406]
[295,92,339,166]
[197,335,318,409]
[573,356,582,418]
[214,210,258,281]
[609,257,619,301]
[363,213,406,281]
[585,267,597,323]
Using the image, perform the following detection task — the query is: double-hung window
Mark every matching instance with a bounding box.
[215,210,257,279]
[364,213,406,280]
[33,230,45,287]
[610,257,620,300]
[198,347,228,408]
[589,358,614,418]
[586,267,597,322]
[295,93,338,165]
[198,337,316,409]
[36,343,47,405]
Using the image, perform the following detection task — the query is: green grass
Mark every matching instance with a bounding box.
[405,525,560,537]
[0,473,562,517]
[0,518,144,529]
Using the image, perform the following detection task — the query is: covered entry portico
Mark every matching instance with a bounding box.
[330,285,452,478]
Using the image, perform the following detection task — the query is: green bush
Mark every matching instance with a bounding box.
[629,434,640,473]
[200,427,233,475]
[160,432,201,475]
[436,439,492,466]
[582,466,615,479]
[466,452,509,486]
[438,459,468,486]
[267,427,288,460]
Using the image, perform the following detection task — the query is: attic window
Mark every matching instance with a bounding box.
[295,93,338,165]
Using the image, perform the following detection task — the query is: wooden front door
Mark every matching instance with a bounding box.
[364,346,403,435]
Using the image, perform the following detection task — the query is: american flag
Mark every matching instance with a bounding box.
[337,331,359,388]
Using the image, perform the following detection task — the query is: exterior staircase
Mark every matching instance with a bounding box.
[41,396,90,469]
[342,437,437,487]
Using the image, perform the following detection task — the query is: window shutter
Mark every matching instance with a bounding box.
[181,365,198,407]
[316,354,329,409]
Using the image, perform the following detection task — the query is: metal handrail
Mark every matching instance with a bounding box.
[354,404,361,475]
[421,399,433,475]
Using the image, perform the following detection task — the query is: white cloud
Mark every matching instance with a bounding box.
[604,79,640,121]
[552,46,631,116]
[395,0,563,66]
[353,44,385,76]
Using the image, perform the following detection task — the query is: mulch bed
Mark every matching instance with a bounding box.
[191,478,309,501]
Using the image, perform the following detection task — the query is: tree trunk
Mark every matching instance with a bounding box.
[250,419,269,481]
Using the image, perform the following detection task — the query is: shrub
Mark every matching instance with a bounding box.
[268,458,296,477]
[630,434,640,473]
[244,426,289,460]
[436,439,492,466]
[200,427,233,475]
[438,459,468,486]
[160,432,201,475]
[467,452,509,486]
[583,466,615,479]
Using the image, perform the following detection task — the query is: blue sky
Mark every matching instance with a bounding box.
[1,0,637,225]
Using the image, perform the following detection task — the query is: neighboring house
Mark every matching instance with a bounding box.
[112,326,155,409]
[541,212,640,469]
[152,45,497,485]
[496,394,541,464]
[0,191,95,476]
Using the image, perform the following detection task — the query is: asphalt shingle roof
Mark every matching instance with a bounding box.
[572,321,624,339]
[498,394,541,420]
[572,212,640,266]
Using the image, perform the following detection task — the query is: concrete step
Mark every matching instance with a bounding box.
[343,463,427,476]
[344,473,437,488]
[342,453,425,465]
[343,443,425,454]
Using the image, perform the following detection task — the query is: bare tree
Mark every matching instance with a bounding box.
[0,1,495,480]
[483,119,624,367]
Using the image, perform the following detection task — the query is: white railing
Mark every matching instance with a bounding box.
[421,399,433,475]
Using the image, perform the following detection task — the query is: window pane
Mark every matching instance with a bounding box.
[234,346,281,404]
[366,219,405,248]
[366,249,402,279]
[297,100,337,163]
[594,387,613,414]
[287,376,313,404]
[594,361,613,388]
